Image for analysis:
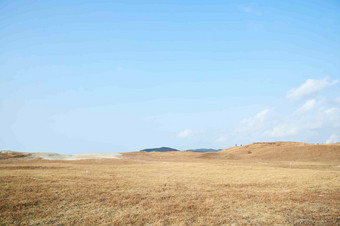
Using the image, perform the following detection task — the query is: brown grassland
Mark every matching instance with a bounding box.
[1,142,340,225]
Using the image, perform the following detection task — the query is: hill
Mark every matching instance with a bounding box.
[0,150,31,160]
[2,142,340,162]
[201,142,340,162]
[0,150,121,160]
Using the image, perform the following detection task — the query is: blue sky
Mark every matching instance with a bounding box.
[1,0,340,154]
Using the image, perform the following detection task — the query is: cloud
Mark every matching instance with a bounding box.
[216,135,228,142]
[326,134,339,144]
[255,109,271,118]
[266,124,299,138]
[305,121,323,129]
[177,129,206,140]
[297,99,316,112]
[214,77,340,145]
[335,97,340,104]
[239,109,271,132]
[286,78,338,100]
[241,109,271,124]
[324,107,339,115]
[324,107,340,123]
[177,129,192,138]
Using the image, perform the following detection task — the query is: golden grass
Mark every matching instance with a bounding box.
[1,155,340,225]
[218,142,340,161]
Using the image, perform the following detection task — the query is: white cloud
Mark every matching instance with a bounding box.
[239,109,271,132]
[305,121,323,129]
[177,129,192,138]
[255,109,271,118]
[287,78,338,100]
[267,124,299,138]
[324,107,340,124]
[326,134,339,144]
[297,99,316,112]
[218,78,340,145]
[324,107,339,115]
[334,97,340,104]
[216,135,228,142]
[241,109,271,124]
[177,129,206,140]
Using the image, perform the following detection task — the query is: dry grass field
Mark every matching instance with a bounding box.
[1,143,340,225]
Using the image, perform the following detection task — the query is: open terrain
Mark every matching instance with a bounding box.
[1,142,340,225]
[0,150,121,161]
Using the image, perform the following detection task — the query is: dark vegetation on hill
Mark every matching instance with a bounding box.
[139,147,179,152]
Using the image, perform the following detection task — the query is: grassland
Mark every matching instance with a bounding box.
[1,146,340,225]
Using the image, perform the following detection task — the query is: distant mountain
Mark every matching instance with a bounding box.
[139,147,179,152]
[186,148,222,152]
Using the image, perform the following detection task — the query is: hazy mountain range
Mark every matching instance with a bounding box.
[139,147,221,152]
[185,148,222,152]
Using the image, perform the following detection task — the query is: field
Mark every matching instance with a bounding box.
[1,144,340,225]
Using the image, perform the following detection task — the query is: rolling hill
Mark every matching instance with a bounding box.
[2,142,340,162]
[201,142,340,162]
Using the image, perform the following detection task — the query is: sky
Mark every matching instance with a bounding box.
[1,0,340,154]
